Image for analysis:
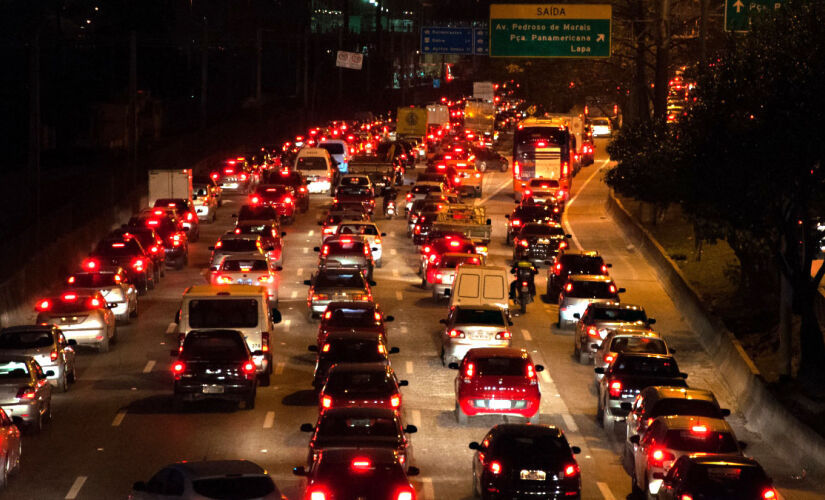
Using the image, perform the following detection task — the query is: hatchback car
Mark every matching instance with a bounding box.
[304,269,374,319]
[131,460,284,499]
[67,265,138,323]
[332,221,386,266]
[0,326,77,392]
[512,222,569,264]
[35,291,116,352]
[469,424,581,499]
[440,306,512,366]
[451,348,544,424]
[316,301,394,346]
[89,237,156,294]
[593,328,670,382]
[308,331,398,390]
[315,237,376,281]
[547,249,610,297]
[655,453,776,500]
[318,362,408,413]
[0,356,53,433]
[574,302,653,364]
[208,234,268,270]
[505,204,561,245]
[210,256,280,304]
[557,275,624,329]
[232,220,285,267]
[192,177,221,222]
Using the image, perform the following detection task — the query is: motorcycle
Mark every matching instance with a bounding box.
[515,279,534,314]
[384,199,396,219]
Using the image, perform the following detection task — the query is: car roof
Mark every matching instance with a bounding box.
[466,347,528,359]
[453,304,503,312]
[656,415,732,432]
[170,460,267,477]
[183,284,267,297]
[0,354,35,363]
[568,274,613,282]
[587,301,641,310]
[641,386,719,404]
[560,250,600,258]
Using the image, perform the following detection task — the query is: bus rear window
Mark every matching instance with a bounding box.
[188,299,259,328]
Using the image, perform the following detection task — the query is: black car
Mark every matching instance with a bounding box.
[318,362,408,413]
[471,145,509,173]
[110,226,166,279]
[264,168,310,212]
[505,204,563,244]
[293,448,419,500]
[128,211,188,270]
[512,223,570,264]
[235,204,279,225]
[171,329,259,410]
[307,331,397,389]
[89,238,156,293]
[469,424,581,499]
[656,454,777,500]
[547,250,610,297]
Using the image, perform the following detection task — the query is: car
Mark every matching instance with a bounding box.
[66,264,138,323]
[0,325,77,392]
[655,453,777,500]
[450,348,544,425]
[315,236,376,281]
[110,226,167,280]
[232,220,285,267]
[547,249,610,297]
[171,329,259,410]
[193,175,222,221]
[89,237,156,294]
[573,302,653,364]
[505,204,561,245]
[127,211,188,270]
[595,353,688,434]
[512,222,570,264]
[338,173,373,192]
[0,356,53,432]
[522,178,565,203]
[557,275,624,329]
[316,301,394,346]
[292,448,418,500]
[623,386,731,468]
[428,252,483,300]
[295,147,336,194]
[332,221,386,266]
[0,408,20,487]
[154,198,200,242]
[307,331,397,389]
[469,424,581,499]
[207,234,269,271]
[629,416,744,498]
[235,204,279,225]
[591,117,612,137]
[329,199,371,216]
[209,256,280,304]
[318,210,371,240]
[419,235,477,279]
[217,158,255,193]
[299,408,417,470]
[446,162,483,198]
[334,183,375,215]
[318,362,408,413]
[249,185,297,224]
[131,460,285,499]
[318,138,351,173]
[34,291,116,352]
[404,182,446,214]
[471,145,508,172]
[593,328,671,382]
[440,306,512,366]
[304,268,374,319]
[264,168,310,212]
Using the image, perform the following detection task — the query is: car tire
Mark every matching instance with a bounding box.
[29,411,43,434]
[421,278,428,289]
[478,161,487,173]
[98,335,110,353]
[245,390,256,410]
[68,363,77,383]
[258,372,271,387]
[455,402,468,424]
[0,455,8,489]
[10,443,20,475]
[500,160,509,173]
[110,325,118,344]
[578,349,590,365]
[58,369,69,393]
[375,259,383,268]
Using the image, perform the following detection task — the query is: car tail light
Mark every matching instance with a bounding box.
[390,393,401,408]
[562,161,569,176]
[428,254,437,263]
[308,487,328,500]
[321,394,333,409]
[211,172,220,181]
[564,282,573,293]
[16,387,36,400]
[526,364,536,382]
[563,463,580,477]
[691,424,708,434]
[475,245,487,254]
[464,362,475,378]
[364,245,371,256]
[250,195,261,205]
[454,176,461,184]
[604,353,615,364]
[488,461,502,475]
[601,264,608,274]
[88,297,103,309]
[511,219,521,227]
[321,245,329,256]
[554,262,563,274]
[67,276,76,284]
[609,284,617,294]
[186,212,194,221]
[82,258,99,270]
[609,380,623,398]
[150,245,160,254]
[50,350,59,361]
[434,272,443,283]
[559,241,568,250]
[242,361,256,376]
[680,495,693,500]
[36,299,52,311]
[323,227,334,235]
[62,292,78,302]
[258,275,273,283]
[377,344,387,355]
[496,331,512,340]
[520,239,529,248]
[521,281,529,287]
[406,193,413,200]
[587,326,599,338]
[557,190,566,199]
[762,489,777,500]
[525,189,533,196]
[172,362,185,377]
[312,293,329,301]
[395,487,414,500]
[239,173,249,181]
[650,448,675,465]
[514,161,520,176]
[216,275,232,284]
[351,458,372,471]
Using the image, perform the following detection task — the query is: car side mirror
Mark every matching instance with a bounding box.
[669,348,677,354]
[571,446,581,454]
[721,408,731,417]
[389,347,400,354]
[620,402,633,411]
[652,472,665,480]
[68,339,78,346]
[514,200,520,204]
[406,466,420,477]
[381,232,387,236]
[384,315,395,322]
[308,345,318,352]
[317,221,324,226]
[738,440,748,451]
[504,214,510,219]
[443,288,451,297]
[174,310,181,324]
[647,318,656,325]
[629,435,640,444]
[170,349,179,356]
[590,343,599,350]
[300,423,314,432]
[486,218,492,225]
[132,481,147,492]
[292,466,306,476]
[469,441,481,450]
[372,247,379,252]
[398,380,409,387]
[369,280,377,286]
[448,362,459,370]
[404,424,417,433]
[534,364,544,372]
[208,246,215,251]
[565,234,572,238]
[313,246,321,252]
[618,288,626,293]
[606,263,613,268]
[46,370,55,377]
[594,367,605,374]
[573,313,580,319]
[232,213,238,218]
[281,231,287,237]
[680,372,689,379]
[303,279,312,286]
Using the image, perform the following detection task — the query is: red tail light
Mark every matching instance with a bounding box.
[450,329,466,339]
[563,463,580,477]
[650,448,675,465]
[587,327,599,338]
[519,239,529,248]
[16,387,36,400]
[242,361,256,375]
[564,282,573,293]
[150,245,159,253]
[321,394,333,409]
[50,350,59,361]
[762,488,777,500]
[604,353,615,364]
[554,262,562,273]
[562,161,569,176]
[88,297,103,309]
[351,458,372,471]
[283,196,293,204]
[250,195,261,205]
[261,332,270,353]
[521,281,528,287]
[186,212,194,221]
[680,495,693,500]
[406,193,413,200]
[67,276,75,284]
[395,487,415,500]
[239,173,249,181]
[82,258,99,270]
[172,362,185,376]
[308,487,328,500]
[62,292,78,302]
[464,362,475,377]
[132,258,146,272]
[211,172,219,181]
[559,241,568,249]
[321,245,329,256]
[216,275,232,284]
[609,284,617,294]
[390,393,401,408]
[514,161,520,176]
[36,299,52,312]
[609,380,623,398]
[488,460,502,475]
[601,264,608,274]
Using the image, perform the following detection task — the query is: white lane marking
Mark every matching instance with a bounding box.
[297,268,303,277]
[411,409,422,427]
[303,247,308,254]
[65,476,87,499]
[389,231,396,237]
[291,291,298,299]
[283,319,291,332]
[396,291,403,300]
[275,362,285,375]
[142,360,156,373]
[562,413,579,433]
[392,269,400,278]
[112,411,126,427]
[263,411,275,429]
[165,322,177,335]
[562,158,609,251]
[478,176,513,205]
[521,328,532,341]
[405,361,414,374]
[597,482,616,500]
[540,370,552,384]
[401,326,409,334]
[390,248,398,256]
[421,477,434,500]
[308,230,314,236]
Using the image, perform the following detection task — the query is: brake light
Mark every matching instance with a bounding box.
[351,458,372,471]
[172,362,185,376]
[67,276,75,284]
[609,284,617,294]
[562,161,569,176]
[62,292,78,301]
[488,461,502,475]
[525,189,532,196]
[250,195,261,204]
[36,299,51,311]
[261,331,270,353]
[82,258,99,270]
[514,161,520,176]
[308,487,328,500]
[691,424,708,434]
[680,495,693,500]
[242,361,256,375]
[50,350,59,362]
[16,388,36,400]
[454,176,461,184]
[604,353,615,364]
[186,212,194,221]
[465,362,475,377]
[88,297,103,309]
[211,172,220,180]
[609,380,623,398]
[321,394,333,409]
[511,219,521,227]
[587,327,599,338]
[321,245,329,256]
[313,293,329,301]
[520,239,529,248]
[601,264,608,274]
[283,196,293,204]
[395,488,414,500]
[321,343,331,353]
[563,464,580,477]
[131,258,146,272]
[377,344,387,355]
[526,363,536,379]
[650,448,675,465]
[564,283,573,293]
[449,240,460,248]
[406,193,413,200]
[147,219,160,226]
[537,141,546,147]
[521,281,528,287]
[216,275,232,284]
[390,393,401,408]
[239,173,249,181]
[762,488,777,500]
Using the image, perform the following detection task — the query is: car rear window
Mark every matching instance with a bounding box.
[567,281,616,298]
[318,415,397,437]
[609,336,667,354]
[664,429,739,453]
[454,309,505,326]
[336,186,371,197]
[325,370,393,394]
[0,361,29,379]
[0,331,53,349]
[687,464,768,494]
[236,224,270,235]
[412,185,440,194]
[130,217,176,237]
[320,143,346,155]
[182,331,248,360]
[326,307,378,327]
[94,240,141,257]
[218,240,259,252]
[592,308,645,322]
[238,205,278,220]
[315,273,366,288]
[651,399,723,419]
[221,260,269,272]
[338,224,378,236]
[296,157,328,170]
[258,185,289,196]
[562,255,605,274]
[154,199,187,211]
[69,273,119,287]
[520,224,564,236]
[326,240,367,254]
[188,299,259,328]
[323,339,385,363]
[612,356,680,376]
[341,176,369,186]
[442,255,481,268]
[191,476,277,499]
[475,356,527,377]
[490,433,570,456]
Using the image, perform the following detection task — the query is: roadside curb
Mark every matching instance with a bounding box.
[605,190,825,482]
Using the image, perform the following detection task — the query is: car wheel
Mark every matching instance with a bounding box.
[176,257,186,270]
[421,277,428,289]
[455,402,468,424]
[578,348,590,365]
[28,411,43,434]
[603,408,615,435]
[110,325,118,343]
[68,362,77,383]
[478,161,487,173]
[0,455,8,489]
[98,335,110,353]
[500,160,509,173]
[153,267,160,287]
[245,390,257,410]
[375,259,383,268]
[10,443,20,475]
[528,412,540,424]
[258,371,271,387]
[596,397,604,422]
[58,369,69,393]
[505,233,511,245]
[44,402,52,424]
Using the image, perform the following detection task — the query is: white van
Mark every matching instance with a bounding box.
[318,139,351,174]
[174,285,282,386]
[447,264,509,313]
[295,147,336,194]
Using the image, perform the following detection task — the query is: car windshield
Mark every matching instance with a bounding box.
[182,332,247,360]
[218,240,259,252]
[0,331,53,349]
[475,357,527,377]
[664,429,739,453]
[322,339,384,363]
[221,260,269,272]
[320,143,346,155]
[315,272,366,289]
[454,309,505,326]
[155,199,187,211]
[562,255,605,274]
[69,273,119,287]
[609,336,667,354]
[318,415,398,437]
[188,300,259,328]
[652,400,724,419]
[326,308,379,327]
[296,157,327,170]
[325,370,393,394]
[520,224,564,236]
[338,224,378,236]
[191,477,277,499]
[612,356,680,376]
[0,361,29,379]
[490,433,570,456]
[686,464,768,493]
[567,281,616,298]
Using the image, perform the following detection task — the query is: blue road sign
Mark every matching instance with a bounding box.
[474,28,489,55]
[421,27,473,55]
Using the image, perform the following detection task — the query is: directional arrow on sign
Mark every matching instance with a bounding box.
[596,34,605,42]
[733,0,744,12]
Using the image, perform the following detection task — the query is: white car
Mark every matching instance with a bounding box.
[332,220,386,267]
[210,256,281,304]
[34,291,117,353]
[591,117,612,137]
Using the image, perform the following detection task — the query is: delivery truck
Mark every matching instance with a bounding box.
[148,169,193,207]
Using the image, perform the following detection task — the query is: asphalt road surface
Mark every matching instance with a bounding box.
[6,140,824,499]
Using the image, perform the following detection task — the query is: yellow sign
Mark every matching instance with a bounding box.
[396,107,428,137]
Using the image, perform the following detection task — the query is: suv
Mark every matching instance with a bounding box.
[594,328,671,382]
[264,168,309,212]
[573,302,653,363]
[128,211,188,270]
[656,454,776,500]
[512,222,569,264]
[307,331,397,390]
[250,185,297,224]
[557,275,624,329]
[440,306,512,366]
[547,250,610,297]
[132,460,283,499]
[154,199,200,242]
[89,238,156,294]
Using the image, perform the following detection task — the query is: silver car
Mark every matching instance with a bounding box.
[304,268,374,319]
[0,326,77,392]
[0,356,53,432]
[210,256,281,304]
[440,305,513,365]
[130,460,284,499]
[34,290,117,353]
[207,233,268,270]
[67,266,138,323]
[557,275,624,329]
[593,328,670,383]
[431,253,483,300]
[573,302,653,364]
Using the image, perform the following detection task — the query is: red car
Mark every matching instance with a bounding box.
[450,348,544,424]
[318,362,408,413]
[264,168,310,212]
[419,235,477,277]
[250,184,297,224]
[317,301,394,347]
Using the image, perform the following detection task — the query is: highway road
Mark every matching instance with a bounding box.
[5,139,824,499]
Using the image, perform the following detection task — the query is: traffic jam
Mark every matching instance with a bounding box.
[0,90,785,499]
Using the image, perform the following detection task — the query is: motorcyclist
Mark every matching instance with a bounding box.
[509,260,538,300]
[382,185,399,217]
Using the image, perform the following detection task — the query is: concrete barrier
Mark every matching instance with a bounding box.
[606,191,825,480]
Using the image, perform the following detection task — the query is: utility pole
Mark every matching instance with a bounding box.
[653,0,671,121]
[29,29,41,248]
[200,18,208,129]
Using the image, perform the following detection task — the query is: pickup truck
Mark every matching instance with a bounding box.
[429,206,492,252]
[346,155,399,192]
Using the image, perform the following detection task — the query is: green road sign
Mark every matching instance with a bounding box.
[725,0,784,32]
[490,4,611,58]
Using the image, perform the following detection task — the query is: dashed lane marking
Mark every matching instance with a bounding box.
[562,413,579,433]
[421,477,434,500]
[540,370,552,384]
[65,476,87,499]
[597,482,616,500]
[411,409,422,427]
[396,291,403,300]
[143,360,156,373]
[308,230,314,236]
[521,329,532,341]
[478,176,513,205]
[284,319,291,332]
[562,158,609,251]
[405,361,414,374]
[112,411,126,427]
[392,269,400,278]
[263,411,275,429]
[297,268,303,277]
[390,248,398,256]
[303,247,308,254]
[401,326,409,334]
[165,322,177,335]
[291,291,298,299]
[275,362,285,375]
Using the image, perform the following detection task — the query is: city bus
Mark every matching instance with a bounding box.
[512,117,573,200]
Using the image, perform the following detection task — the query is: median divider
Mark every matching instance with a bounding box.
[606,190,825,481]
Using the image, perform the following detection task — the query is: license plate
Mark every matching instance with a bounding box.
[520,470,546,481]
[444,275,455,284]
[489,400,511,409]
[202,385,224,394]
[470,332,489,340]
